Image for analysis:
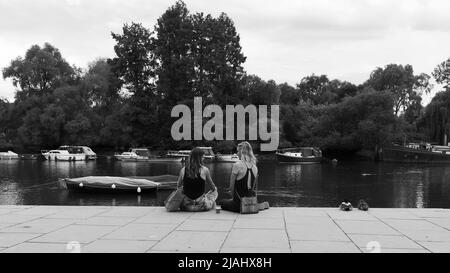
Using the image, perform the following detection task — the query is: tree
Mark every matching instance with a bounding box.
[365,64,431,116]
[433,58,450,89]
[109,23,155,98]
[2,43,77,100]
[279,83,299,105]
[297,74,330,105]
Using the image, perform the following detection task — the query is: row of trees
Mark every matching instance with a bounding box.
[1,1,450,155]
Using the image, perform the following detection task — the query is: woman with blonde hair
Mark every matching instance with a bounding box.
[175,147,218,212]
[220,141,269,213]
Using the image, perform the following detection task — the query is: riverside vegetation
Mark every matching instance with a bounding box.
[1,1,450,156]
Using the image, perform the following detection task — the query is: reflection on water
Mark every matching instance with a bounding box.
[1,159,450,208]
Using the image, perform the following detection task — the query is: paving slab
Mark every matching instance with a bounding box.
[1,242,76,253]
[29,225,118,244]
[233,217,285,230]
[222,229,290,250]
[348,234,424,250]
[335,220,400,235]
[1,218,74,233]
[290,241,361,253]
[177,219,234,232]
[83,239,157,253]
[419,242,450,253]
[103,223,176,241]
[75,216,135,226]
[152,231,228,252]
[0,214,43,224]
[0,232,42,248]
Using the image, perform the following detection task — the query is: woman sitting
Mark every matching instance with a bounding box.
[176,147,218,212]
[219,141,269,213]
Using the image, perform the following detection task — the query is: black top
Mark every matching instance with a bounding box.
[234,167,256,200]
[183,170,206,200]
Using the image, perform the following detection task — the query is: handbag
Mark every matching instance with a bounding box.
[236,176,259,214]
[165,187,185,212]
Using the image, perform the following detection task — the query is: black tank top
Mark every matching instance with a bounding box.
[234,166,256,200]
[183,168,205,200]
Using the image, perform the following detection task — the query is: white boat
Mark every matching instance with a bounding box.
[42,150,86,161]
[59,146,97,160]
[215,153,239,163]
[0,151,19,160]
[167,150,191,159]
[41,146,96,161]
[114,148,149,161]
[276,147,323,164]
[115,149,183,162]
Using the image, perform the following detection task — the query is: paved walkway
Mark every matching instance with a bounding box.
[1,206,450,253]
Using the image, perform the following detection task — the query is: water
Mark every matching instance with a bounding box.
[1,159,450,208]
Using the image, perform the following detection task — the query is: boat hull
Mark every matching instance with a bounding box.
[380,146,450,163]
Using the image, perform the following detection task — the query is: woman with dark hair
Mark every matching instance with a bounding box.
[219,141,269,213]
[176,147,218,212]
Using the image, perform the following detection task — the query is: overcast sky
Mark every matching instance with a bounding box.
[1,0,449,105]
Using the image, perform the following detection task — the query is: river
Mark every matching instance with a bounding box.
[1,159,450,208]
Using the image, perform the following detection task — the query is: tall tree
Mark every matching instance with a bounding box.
[433,57,450,89]
[2,43,77,101]
[366,64,430,116]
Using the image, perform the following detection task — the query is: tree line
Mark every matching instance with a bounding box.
[1,0,450,155]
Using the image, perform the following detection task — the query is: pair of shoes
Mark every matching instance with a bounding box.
[357,200,369,211]
[339,200,353,211]
[259,202,270,210]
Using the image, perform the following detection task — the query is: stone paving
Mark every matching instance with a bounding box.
[1,205,450,253]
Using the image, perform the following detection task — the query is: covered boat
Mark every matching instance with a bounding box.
[60,174,178,193]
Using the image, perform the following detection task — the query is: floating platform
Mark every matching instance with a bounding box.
[60,175,178,193]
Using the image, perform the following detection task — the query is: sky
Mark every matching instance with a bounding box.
[0,0,449,105]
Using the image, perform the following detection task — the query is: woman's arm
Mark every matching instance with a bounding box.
[176,167,185,189]
[229,163,239,195]
[205,168,217,192]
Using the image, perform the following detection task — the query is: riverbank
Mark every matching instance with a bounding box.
[1,205,450,253]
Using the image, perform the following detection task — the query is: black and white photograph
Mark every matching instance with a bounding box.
[1,0,450,262]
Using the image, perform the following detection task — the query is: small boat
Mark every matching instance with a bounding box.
[215,153,239,163]
[19,154,40,160]
[114,150,148,161]
[0,151,19,160]
[276,147,323,164]
[60,174,179,193]
[115,148,183,162]
[167,150,191,159]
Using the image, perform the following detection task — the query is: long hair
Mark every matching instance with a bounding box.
[185,147,204,178]
[238,141,257,165]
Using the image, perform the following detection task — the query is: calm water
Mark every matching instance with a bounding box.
[1,159,450,208]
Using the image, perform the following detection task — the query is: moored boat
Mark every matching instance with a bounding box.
[60,174,178,193]
[276,147,323,164]
[215,153,239,163]
[0,151,19,160]
[41,146,96,161]
[378,143,450,163]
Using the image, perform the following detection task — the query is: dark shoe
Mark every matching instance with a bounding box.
[358,200,369,211]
